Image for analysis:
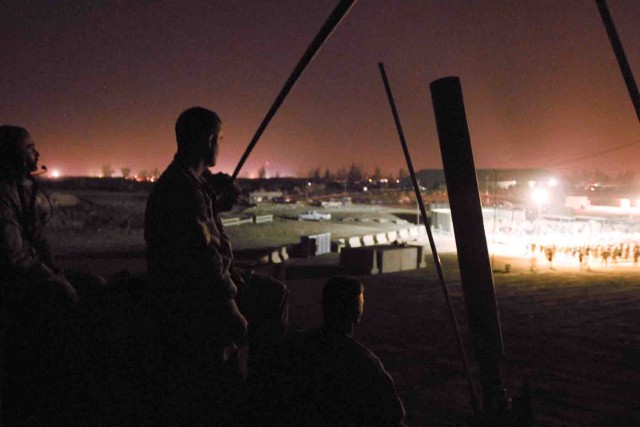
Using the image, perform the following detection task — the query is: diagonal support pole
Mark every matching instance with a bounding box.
[596,0,640,122]
[232,0,358,179]
[378,62,480,416]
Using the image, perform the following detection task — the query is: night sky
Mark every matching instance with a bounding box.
[1,0,638,178]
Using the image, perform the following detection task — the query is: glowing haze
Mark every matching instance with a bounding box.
[1,1,638,178]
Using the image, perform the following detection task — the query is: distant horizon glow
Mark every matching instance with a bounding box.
[3,1,638,176]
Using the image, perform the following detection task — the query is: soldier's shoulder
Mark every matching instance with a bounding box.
[151,165,196,195]
[0,179,18,202]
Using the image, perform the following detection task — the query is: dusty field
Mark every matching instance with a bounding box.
[48,190,640,426]
[57,251,640,426]
[298,255,639,426]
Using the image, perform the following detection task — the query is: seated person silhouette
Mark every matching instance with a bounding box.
[272,276,406,426]
[0,125,105,425]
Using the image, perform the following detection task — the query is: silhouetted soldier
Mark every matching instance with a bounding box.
[275,276,406,426]
[144,107,288,424]
[0,125,104,425]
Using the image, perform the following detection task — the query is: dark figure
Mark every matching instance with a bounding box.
[275,276,406,426]
[544,246,555,269]
[0,126,105,425]
[144,107,288,424]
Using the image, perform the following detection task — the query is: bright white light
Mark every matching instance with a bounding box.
[307,182,311,186]
[532,188,549,205]
[51,169,61,178]
[528,180,536,188]
[620,199,631,209]
[548,178,557,187]
[363,186,368,192]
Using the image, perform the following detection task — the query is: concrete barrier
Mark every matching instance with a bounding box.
[269,248,282,264]
[347,236,362,248]
[280,246,289,261]
[339,247,379,275]
[362,235,375,246]
[418,226,427,235]
[340,245,423,275]
[409,227,419,238]
[409,244,429,269]
[254,214,274,224]
[238,216,253,225]
[375,233,389,245]
[221,216,241,226]
[387,231,398,243]
[398,229,410,240]
[300,233,331,257]
[377,245,420,274]
[332,238,346,253]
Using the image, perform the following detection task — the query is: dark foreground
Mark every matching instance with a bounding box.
[50,253,640,426]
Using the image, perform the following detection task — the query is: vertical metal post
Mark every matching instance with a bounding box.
[430,77,507,415]
[378,63,479,415]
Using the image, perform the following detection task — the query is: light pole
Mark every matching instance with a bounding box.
[532,188,549,219]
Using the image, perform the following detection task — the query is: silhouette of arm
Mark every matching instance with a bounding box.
[0,191,79,301]
[363,349,407,426]
[145,179,237,299]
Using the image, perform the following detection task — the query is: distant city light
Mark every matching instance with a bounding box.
[363,186,368,192]
[620,199,631,209]
[548,178,557,187]
[51,169,61,178]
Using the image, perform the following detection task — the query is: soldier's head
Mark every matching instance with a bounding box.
[175,107,223,167]
[322,276,365,335]
[0,125,39,176]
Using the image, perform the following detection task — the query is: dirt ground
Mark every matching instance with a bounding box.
[309,255,640,426]
[57,251,640,426]
[48,191,639,426]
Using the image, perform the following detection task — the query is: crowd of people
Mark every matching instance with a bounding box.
[528,242,640,270]
[0,109,406,426]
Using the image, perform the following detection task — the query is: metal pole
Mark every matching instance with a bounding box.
[232,0,358,179]
[378,63,480,415]
[595,0,640,122]
[430,76,507,417]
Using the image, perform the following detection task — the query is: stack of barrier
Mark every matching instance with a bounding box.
[300,233,331,257]
[376,245,420,274]
[387,230,398,243]
[332,238,347,253]
[339,244,424,275]
[398,229,411,241]
[221,216,241,227]
[347,236,362,248]
[253,214,274,224]
[362,235,375,246]
[269,248,282,264]
[238,216,253,225]
[375,233,389,245]
[339,246,379,275]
